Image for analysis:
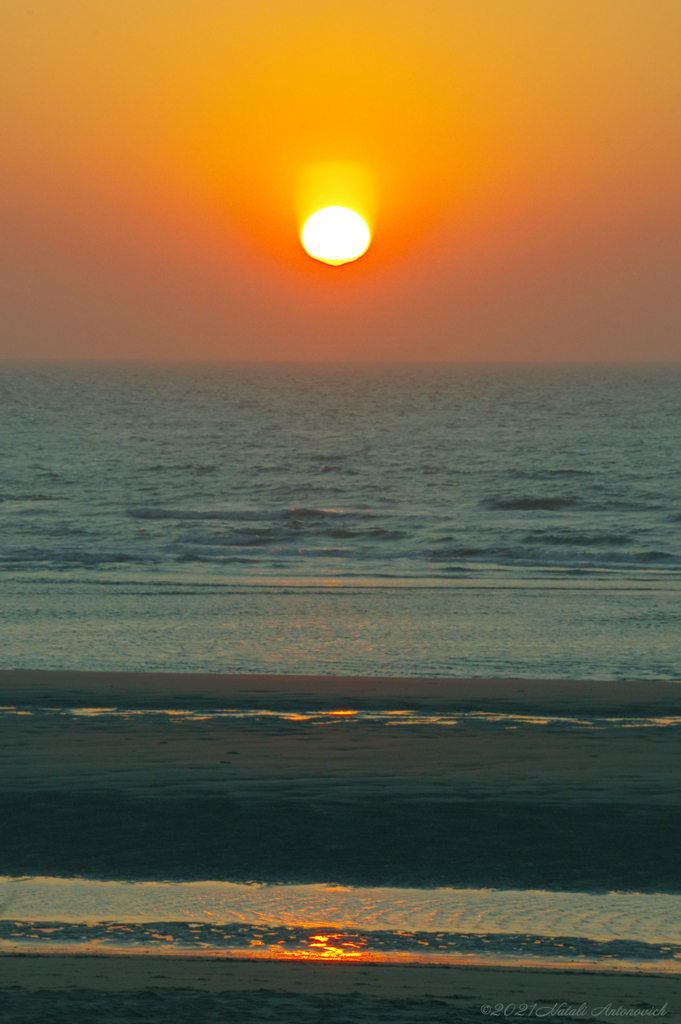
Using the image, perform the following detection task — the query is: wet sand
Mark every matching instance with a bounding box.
[1,954,680,1023]
[1,671,680,890]
[1,672,680,1020]
[3,669,680,715]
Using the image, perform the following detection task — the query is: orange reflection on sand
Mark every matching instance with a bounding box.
[249,945,474,965]
[267,933,367,961]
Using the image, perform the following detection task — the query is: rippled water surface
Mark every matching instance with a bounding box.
[2,878,680,968]
[1,364,680,677]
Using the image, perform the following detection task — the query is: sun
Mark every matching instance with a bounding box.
[301,207,371,266]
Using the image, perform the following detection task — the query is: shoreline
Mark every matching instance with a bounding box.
[3,948,680,975]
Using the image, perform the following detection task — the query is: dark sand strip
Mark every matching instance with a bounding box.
[3,793,680,891]
[2,670,680,715]
[1,955,680,1024]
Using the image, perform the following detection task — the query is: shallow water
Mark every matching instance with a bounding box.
[2,878,680,969]
[2,705,681,729]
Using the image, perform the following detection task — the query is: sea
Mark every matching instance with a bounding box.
[1,363,680,983]
[1,362,680,678]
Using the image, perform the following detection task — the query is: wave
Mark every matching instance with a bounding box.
[509,468,594,479]
[0,494,61,503]
[1,540,679,574]
[0,547,160,566]
[481,496,669,514]
[522,532,633,547]
[134,463,218,476]
[126,506,383,524]
[481,496,580,511]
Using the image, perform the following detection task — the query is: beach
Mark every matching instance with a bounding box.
[1,671,680,1020]
[2,955,680,1023]
[1,672,680,889]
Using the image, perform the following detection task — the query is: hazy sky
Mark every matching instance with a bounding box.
[1,1,680,361]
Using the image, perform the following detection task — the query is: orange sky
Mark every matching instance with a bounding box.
[1,0,680,361]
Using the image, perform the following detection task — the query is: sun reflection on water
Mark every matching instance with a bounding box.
[3,706,681,729]
[275,933,366,960]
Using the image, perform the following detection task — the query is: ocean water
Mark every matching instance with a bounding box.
[1,363,679,677]
[2,365,680,979]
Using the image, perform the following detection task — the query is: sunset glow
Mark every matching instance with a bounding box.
[1,1,680,360]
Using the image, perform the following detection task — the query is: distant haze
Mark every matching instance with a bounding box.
[1,1,680,362]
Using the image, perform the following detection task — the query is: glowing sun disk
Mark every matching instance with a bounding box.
[301,207,370,265]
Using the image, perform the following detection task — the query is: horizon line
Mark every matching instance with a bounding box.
[2,358,680,368]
